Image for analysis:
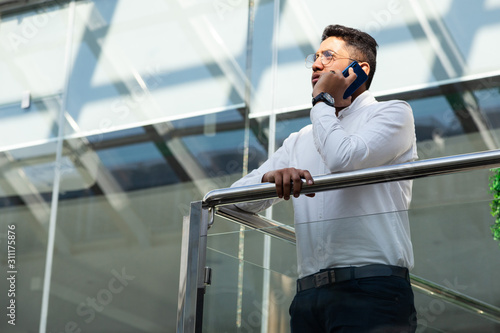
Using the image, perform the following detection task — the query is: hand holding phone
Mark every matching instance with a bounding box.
[341,61,368,99]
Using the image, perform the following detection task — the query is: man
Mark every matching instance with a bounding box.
[232,24,418,332]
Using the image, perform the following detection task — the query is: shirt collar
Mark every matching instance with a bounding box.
[337,90,377,118]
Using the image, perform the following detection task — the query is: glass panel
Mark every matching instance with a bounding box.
[411,79,500,160]
[410,167,500,333]
[247,116,270,172]
[0,3,68,149]
[44,108,249,332]
[413,291,500,333]
[65,0,249,136]
[0,142,57,332]
[247,0,279,116]
[205,218,297,333]
[410,170,500,302]
[250,0,500,116]
[417,0,500,78]
[207,199,500,332]
[0,97,62,150]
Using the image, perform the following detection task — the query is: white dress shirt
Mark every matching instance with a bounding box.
[231,91,418,278]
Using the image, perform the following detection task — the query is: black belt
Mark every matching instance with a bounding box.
[297,264,409,292]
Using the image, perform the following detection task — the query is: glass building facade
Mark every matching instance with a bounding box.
[0,0,500,332]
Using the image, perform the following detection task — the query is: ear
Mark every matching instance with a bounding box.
[359,62,370,76]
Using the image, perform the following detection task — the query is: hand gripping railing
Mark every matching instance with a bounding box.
[177,150,500,333]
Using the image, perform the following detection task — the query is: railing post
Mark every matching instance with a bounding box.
[177,201,211,333]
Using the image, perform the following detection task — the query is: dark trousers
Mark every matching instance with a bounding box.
[289,275,417,333]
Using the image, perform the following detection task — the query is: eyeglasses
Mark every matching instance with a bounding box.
[305,50,359,68]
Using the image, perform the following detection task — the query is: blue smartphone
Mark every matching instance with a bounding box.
[342,61,368,99]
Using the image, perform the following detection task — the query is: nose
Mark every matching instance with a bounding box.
[312,56,323,71]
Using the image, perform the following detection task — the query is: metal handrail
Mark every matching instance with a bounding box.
[204,149,500,207]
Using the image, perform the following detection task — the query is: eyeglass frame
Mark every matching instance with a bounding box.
[305,49,361,69]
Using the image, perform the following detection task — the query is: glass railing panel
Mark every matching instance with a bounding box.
[414,291,499,332]
[410,169,500,311]
[205,217,298,333]
[207,201,500,332]
[411,187,500,331]
[208,214,297,276]
[203,247,297,333]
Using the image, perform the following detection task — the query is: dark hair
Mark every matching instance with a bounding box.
[322,24,378,89]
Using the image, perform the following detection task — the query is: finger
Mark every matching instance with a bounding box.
[282,170,292,200]
[346,67,357,84]
[291,170,303,198]
[302,170,314,186]
[274,172,283,199]
[300,170,314,198]
[262,171,274,183]
[342,96,353,105]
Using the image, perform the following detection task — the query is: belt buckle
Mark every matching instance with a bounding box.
[314,271,333,288]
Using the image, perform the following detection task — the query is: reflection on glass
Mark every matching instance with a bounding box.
[250,0,500,116]
[0,98,63,149]
[66,0,248,136]
[0,143,57,332]
[0,4,67,105]
[39,107,250,331]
